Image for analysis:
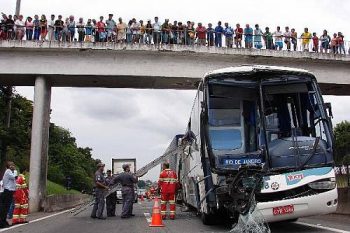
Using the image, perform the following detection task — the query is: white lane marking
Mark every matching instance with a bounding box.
[295,222,350,233]
[144,213,151,223]
[0,208,74,232]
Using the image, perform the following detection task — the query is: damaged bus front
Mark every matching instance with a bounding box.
[179,66,337,225]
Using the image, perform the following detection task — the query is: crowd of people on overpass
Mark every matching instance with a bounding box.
[1,12,349,55]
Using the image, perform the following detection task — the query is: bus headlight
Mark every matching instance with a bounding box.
[308,178,336,190]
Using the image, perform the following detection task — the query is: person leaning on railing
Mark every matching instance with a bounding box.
[207,23,214,47]
[76,17,85,42]
[253,24,263,49]
[338,32,346,54]
[39,14,47,42]
[196,22,207,46]
[244,24,253,49]
[234,23,243,48]
[301,27,312,52]
[283,26,292,51]
[15,15,25,40]
[170,21,178,45]
[263,27,273,49]
[152,16,161,45]
[144,19,152,45]
[24,16,34,40]
[214,21,223,47]
[54,15,64,41]
[320,30,331,53]
[177,22,185,45]
[290,28,298,51]
[85,19,93,42]
[5,15,15,40]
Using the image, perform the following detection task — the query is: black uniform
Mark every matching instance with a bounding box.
[90,170,106,218]
[114,172,137,218]
[105,175,117,217]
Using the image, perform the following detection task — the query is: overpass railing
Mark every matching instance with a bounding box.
[1,39,349,62]
[335,166,350,188]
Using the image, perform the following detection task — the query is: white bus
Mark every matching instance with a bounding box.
[171,65,338,225]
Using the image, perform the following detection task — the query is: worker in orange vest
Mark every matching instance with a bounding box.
[12,170,29,224]
[149,186,156,199]
[158,163,178,220]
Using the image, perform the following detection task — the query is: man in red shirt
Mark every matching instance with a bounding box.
[312,32,319,53]
[158,163,178,220]
[234,23,243,48]
[96,16,106,42]
[196,22,206,46]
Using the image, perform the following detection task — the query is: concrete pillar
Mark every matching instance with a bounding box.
[29,76,51,212]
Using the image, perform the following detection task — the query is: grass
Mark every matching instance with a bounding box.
[46,180,80,195]
[23,173,80,195]
[336,175,349,188]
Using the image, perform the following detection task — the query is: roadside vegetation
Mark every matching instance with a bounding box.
[0,87,100,193]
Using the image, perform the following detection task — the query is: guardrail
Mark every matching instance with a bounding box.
[1,26,349,55]
[2,40,350,63]
[335,166,350,188]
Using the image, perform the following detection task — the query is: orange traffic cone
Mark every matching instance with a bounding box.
[149,197,164,227]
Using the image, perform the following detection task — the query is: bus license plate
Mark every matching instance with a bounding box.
[273,205,294,215]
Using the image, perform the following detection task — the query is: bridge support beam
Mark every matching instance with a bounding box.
[29,76,51,212]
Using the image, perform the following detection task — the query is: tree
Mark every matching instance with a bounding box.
[48,124,98,192]
[343,155,350,165]
[137,180,146,188]
[0,88,99,192]
[334,121,350,164]
[0,91,32,174]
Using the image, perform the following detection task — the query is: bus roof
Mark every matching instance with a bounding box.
[205,65,315,78]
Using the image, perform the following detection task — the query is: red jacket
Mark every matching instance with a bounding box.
[158,169,178,194]
[14,174,29,203]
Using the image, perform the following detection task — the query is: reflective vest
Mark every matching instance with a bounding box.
[16,174,27,190]
[158,169,178,194]
[13,174,29,224]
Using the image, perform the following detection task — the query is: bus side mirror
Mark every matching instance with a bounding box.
[324,102,333,119]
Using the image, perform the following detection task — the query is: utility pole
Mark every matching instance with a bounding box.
[1,0,19,171]
[0,86,13,176]
[15,0,21,16]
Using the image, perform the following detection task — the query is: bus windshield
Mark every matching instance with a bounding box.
[206,74,334,172]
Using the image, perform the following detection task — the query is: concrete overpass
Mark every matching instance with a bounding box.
[1,40,350,212]
[1,40,350,94]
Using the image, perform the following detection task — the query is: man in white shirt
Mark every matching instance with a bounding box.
[0,161,16,228]
[14,15,25,40]
[131,18,141,43]
[273,26,283,50]
[152,16,161,45]
[283,26,292,51]
[48,14,55,41]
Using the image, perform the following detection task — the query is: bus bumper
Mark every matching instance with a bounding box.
[257,188,338,222]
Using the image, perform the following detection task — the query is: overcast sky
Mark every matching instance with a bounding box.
[2,0,350,181]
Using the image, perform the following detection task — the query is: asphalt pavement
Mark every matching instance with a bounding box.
[1,199,349,233]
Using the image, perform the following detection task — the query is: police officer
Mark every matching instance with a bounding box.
[91,163,108,220]
[113,164,138,218]
[105,170,117,217]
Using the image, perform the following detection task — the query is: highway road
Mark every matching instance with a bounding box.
[1,199,349,233]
